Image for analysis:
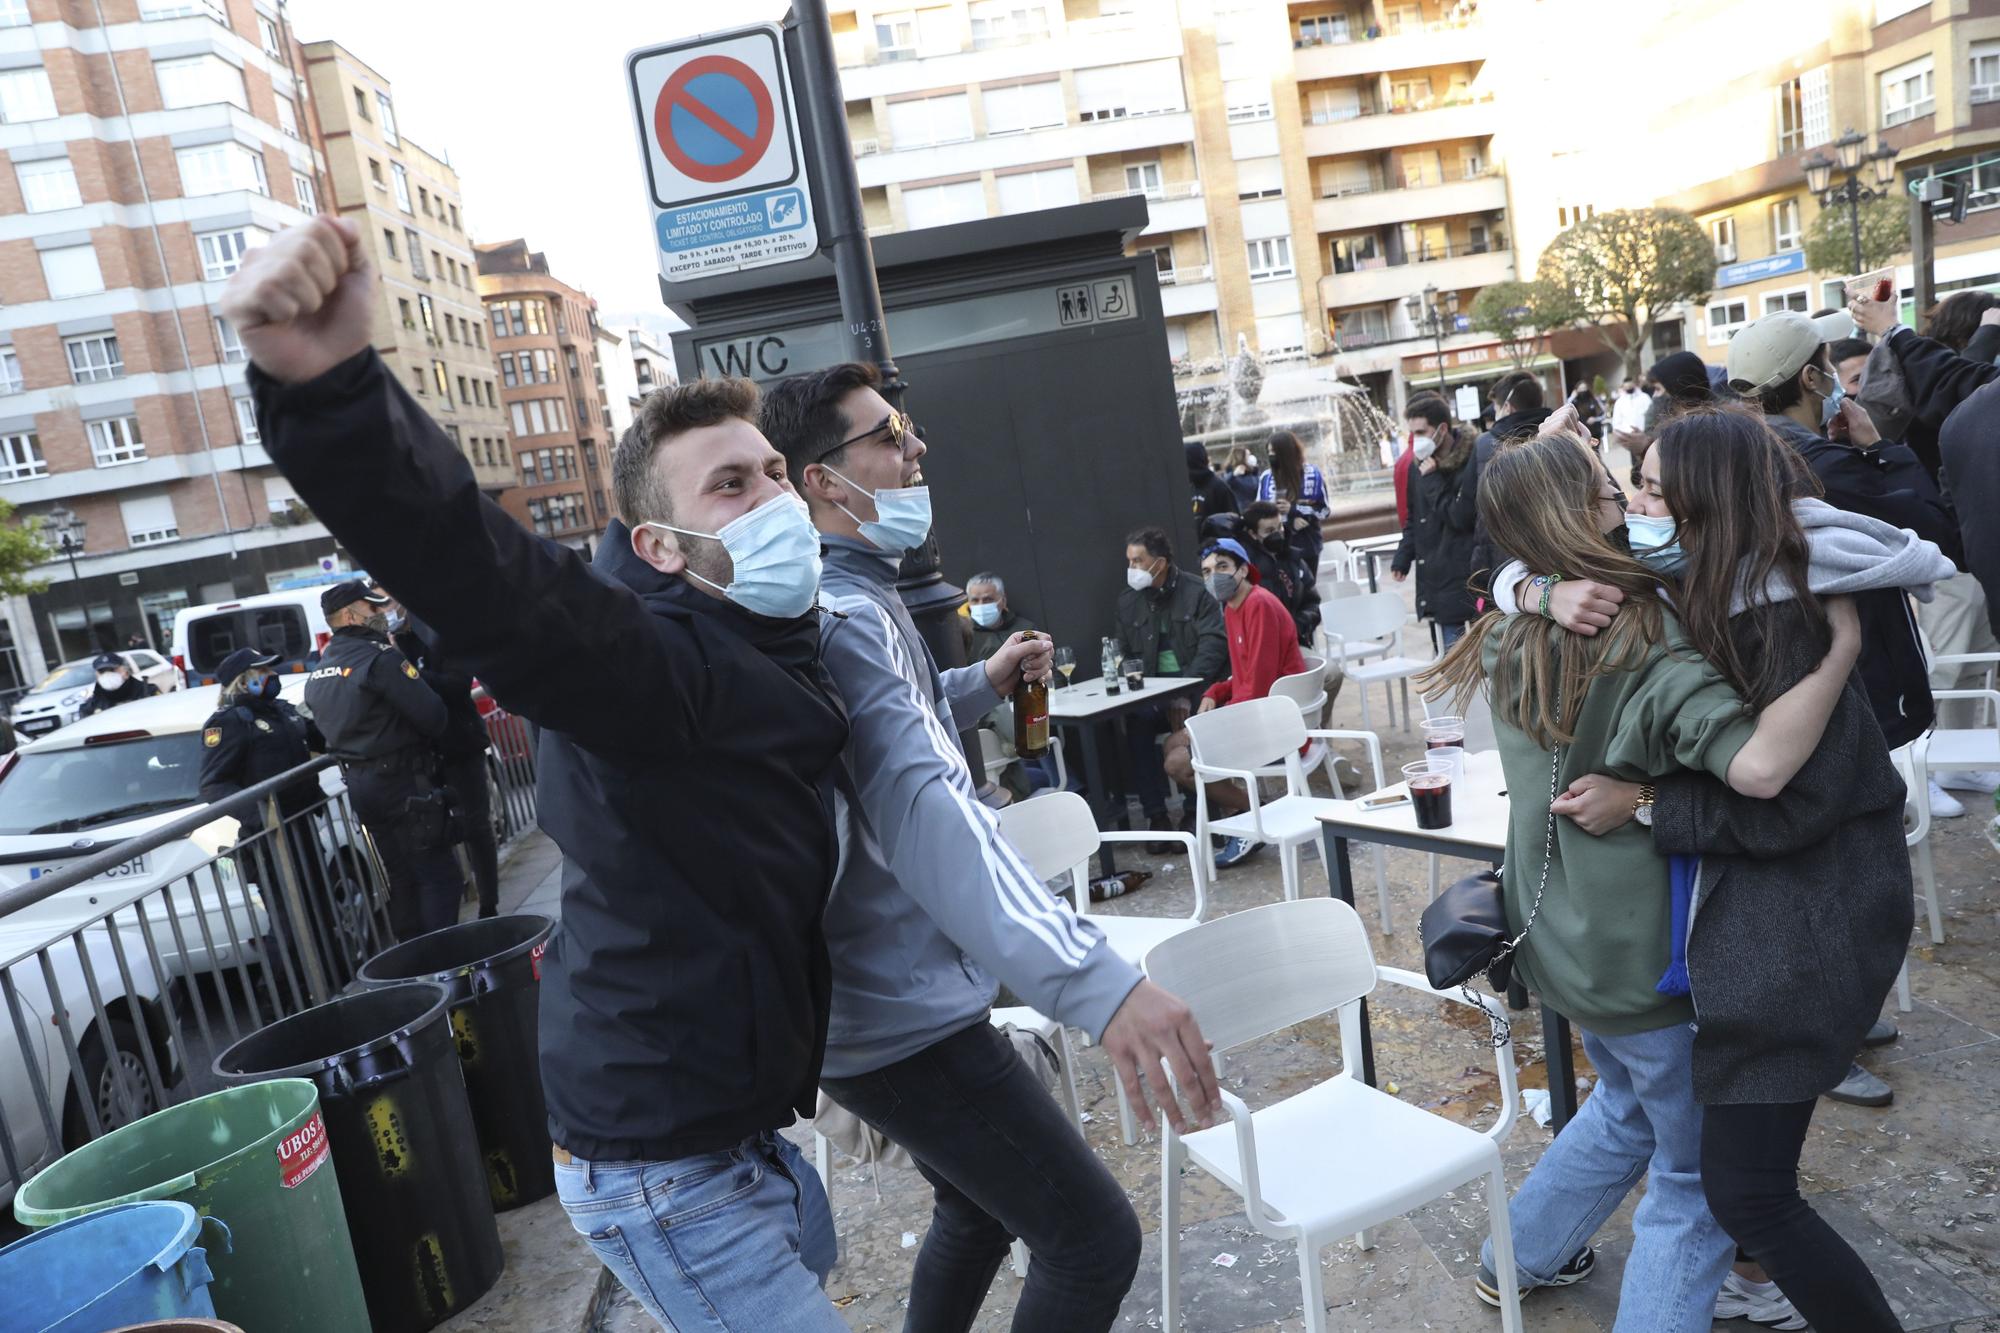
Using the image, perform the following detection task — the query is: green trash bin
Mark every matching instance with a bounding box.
[13,1078,370,1333]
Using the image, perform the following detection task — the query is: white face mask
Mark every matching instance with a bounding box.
[1126,565,1156,592]
[96,671,124,691]
[643,494,822,620]
[1412,436,1438,461]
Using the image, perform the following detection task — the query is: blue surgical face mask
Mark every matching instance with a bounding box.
[257,674,281,699]
[643,494,823,621]
[1819,369,1846,429]
[970,602,1001,628]
[1625,512,1686,572]
[823,464,933,552]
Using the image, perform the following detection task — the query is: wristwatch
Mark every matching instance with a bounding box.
[1633,783,1656,827]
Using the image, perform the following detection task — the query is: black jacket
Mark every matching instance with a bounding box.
[198,693,324,826]
[1114,566,1229,687]
[254,350,850,1164]
[1887,321,2000,481]
[1650,600,1912,1104]
[1246,534,1320,644]
[1468,409,1549,597]
[1190,469,1238,527]
[393,627,489,761]
[963,608,1037,666]
[1392,453,1479,626]
[304,626,446,760]
[76,677,157,718]
[1765,413,1944,748]
[1886,325,2000,634]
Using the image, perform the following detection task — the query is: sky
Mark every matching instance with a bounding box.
[283,2,796,338]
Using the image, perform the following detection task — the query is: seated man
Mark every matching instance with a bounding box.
[1115,526,1227,849]
[1164,540,1305,869]
[961,571,1060,797]
[1241,500,1320,644]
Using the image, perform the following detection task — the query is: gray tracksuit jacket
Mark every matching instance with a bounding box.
[815,536,1143,1079]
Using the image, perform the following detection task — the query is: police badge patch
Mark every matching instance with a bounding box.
[203,727,221,748]
[254,718,273,732]
[401,661,419,679]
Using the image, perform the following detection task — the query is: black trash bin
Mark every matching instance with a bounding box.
[211,982,503,1333]
[356,914,556,1209]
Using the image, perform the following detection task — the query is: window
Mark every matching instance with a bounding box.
[88,415,145,466]
[534,348,554,382]
[417,186,430,215]
[234,395,259,445]
[1389,76,1433,111]
[412,367,426,396]
[1074,59,1185,121]
[474,323,484,349]
[981,80,1064,135]
[1771,198,1803,252]
[139,0,224,19]
[1710,216,1737,263]
[291,171,317,212]
[1762,288,1811,316]
[397,297,414,328]
[1881,56,1935,127]
[40,244,103,299]
[382,228,398,259]
[445,317,458,344]
[391,162,412,212]
[176,143,268,196]
[1299,13,1349,44]
[274,92,299,138]
[457,375,470,404]
[0,0,30,27]
[416,294,436,336]
[874,9,919,57]
[1974,42,2000,105]
[883,94,972,148]
[969,1,1048,47]
[1236,156,1285,200]
[1776,75,1806,154]
[0,349,19,394]
[258,14,282,57]
[154,55,246,111]
[995,166,1077,214]
[1335,306,1389,346]
[15,156,80,212]
[0,431,44,480]
[1706,299,1750,345]
[65,333,123,382]
[429,250,442,278]
[196,226,265,280]
[376,92,398,146]
[500,353,517,387]
[1330,232,1381,273]
[213,316,245,363]
[491,306,508,338]
[902,179,985,228]
[1245,236,1293,280]
[406,230,426,277]
[432,360,452,406]
[1224,78,1273,122]
[120,495,178,547]
[352,87,369,120]
[1256,312,1306,357]
[1305,85,1364,126]
[1123,161,1163,199]
[0,67,58,123]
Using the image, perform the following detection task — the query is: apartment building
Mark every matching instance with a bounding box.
[593,323,673,445]
[827,0,1511,413]
[300,40,511,496]
[1635,1,2000,369]
[0,0,332,679]
[474,238,609,550]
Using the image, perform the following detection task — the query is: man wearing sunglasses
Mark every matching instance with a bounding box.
[763,363,1221,1332]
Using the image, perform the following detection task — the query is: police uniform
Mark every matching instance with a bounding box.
[305,581,463,942]
[76,651,159,718]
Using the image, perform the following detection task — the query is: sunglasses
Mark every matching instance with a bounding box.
[829,409,912,457]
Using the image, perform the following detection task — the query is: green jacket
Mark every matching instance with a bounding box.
[1485,615,1755,1035]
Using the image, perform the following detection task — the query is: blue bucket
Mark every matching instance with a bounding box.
[0,1200,229,1333]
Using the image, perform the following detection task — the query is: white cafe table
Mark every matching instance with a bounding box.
[1314,749,1581,1130]
[1347,530,1404,593]
[1046,675,1208,875]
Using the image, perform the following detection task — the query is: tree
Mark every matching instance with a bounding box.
[1804,195,1909,278]
[1469,279,1582,369]
[1537,208,1717,378]
[0,501,52,597]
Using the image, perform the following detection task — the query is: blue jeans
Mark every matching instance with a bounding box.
[1438,621,1467,650]
[554,1131,845,1332]
[1481,1021,1734,1333]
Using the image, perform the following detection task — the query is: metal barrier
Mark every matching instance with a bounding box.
[0,711,539,1203]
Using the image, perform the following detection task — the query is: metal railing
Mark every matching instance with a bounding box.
[0,709,539,1202]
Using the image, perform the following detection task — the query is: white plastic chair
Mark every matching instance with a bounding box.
[1889,739,1937,1009]
[1318,539,1359,586]
[1144,899,1523,1333]
[980,702,1068,795]
[1186,696,1362,911]
[1319,591,1426,730]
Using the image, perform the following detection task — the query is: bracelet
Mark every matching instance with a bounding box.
[1535,573,1564,620]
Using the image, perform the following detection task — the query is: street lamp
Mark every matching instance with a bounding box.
[1405,284,1460,397]
[1803,127,1901,277]
[44,507,83,580]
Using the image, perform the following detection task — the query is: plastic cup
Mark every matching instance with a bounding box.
[1402,758,1453,829]
[1429,745,1467,785]
[1421,716,1466,751]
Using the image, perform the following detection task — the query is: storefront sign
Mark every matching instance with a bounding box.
[1714,250,1807,288]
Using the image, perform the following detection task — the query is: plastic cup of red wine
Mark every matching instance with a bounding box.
[1402,759,1453,829]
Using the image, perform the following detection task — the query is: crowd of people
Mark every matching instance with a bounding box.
[213,212,1980,1333]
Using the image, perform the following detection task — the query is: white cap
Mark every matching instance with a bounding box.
[1726,310,1853,394]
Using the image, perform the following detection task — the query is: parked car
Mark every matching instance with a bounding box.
[169,588,341,687]
[9,650,181,742]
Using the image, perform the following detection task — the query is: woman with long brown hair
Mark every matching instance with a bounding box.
[1508,406,1935,1331]
[1418,426,1862,1331]
[1256,429,1327,567]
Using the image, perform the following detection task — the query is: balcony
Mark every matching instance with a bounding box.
[1313,169,1506,232]
[1091,179,1206,234]
[1161,272,1218,316]
[1301,94,1498,156]
[1320,243,1514,307]
[836,7,1183,101]
[857,111,1195,188]
[1292,13,1486,82]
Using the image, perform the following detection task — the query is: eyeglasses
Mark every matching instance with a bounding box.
[832,409,911,455]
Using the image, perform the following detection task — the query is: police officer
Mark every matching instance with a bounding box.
[77,652,158,718]
[305,579,463,942]
[200,646,327,996]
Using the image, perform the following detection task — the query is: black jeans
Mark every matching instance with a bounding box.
[1702,1099,1899,1332]
[819,1020,1141,1333]
[440,754,499,917]
[1121,702,1173,819]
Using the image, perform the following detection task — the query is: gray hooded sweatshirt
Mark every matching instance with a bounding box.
[815,535,1141,1079]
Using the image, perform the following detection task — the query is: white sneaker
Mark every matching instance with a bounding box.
[1928,780,1966,819]
[1939,768,2000,794]
[1713,1269,1806,1330]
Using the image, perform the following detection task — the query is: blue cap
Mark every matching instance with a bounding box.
[1202,538,1252,567]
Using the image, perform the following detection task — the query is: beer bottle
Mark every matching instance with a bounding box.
[1013,633,1050,758]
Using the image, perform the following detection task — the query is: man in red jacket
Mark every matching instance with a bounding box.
[1163,539,1305,868]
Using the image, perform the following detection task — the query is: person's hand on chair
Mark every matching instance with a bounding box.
[1100,979,1220,1134]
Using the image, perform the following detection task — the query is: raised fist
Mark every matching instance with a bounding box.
[219,216,376,385]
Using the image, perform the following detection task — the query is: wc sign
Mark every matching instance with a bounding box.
[626,25,820,281]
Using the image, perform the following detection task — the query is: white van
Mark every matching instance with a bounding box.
[169,587,337,687]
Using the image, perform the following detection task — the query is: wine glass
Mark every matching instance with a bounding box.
[1054,646,1076,687]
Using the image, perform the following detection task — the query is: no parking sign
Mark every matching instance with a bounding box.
[626,24,819,281]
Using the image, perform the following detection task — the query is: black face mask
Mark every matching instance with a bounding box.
[1606,525,1633,556]
[1261,532,1288,553]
